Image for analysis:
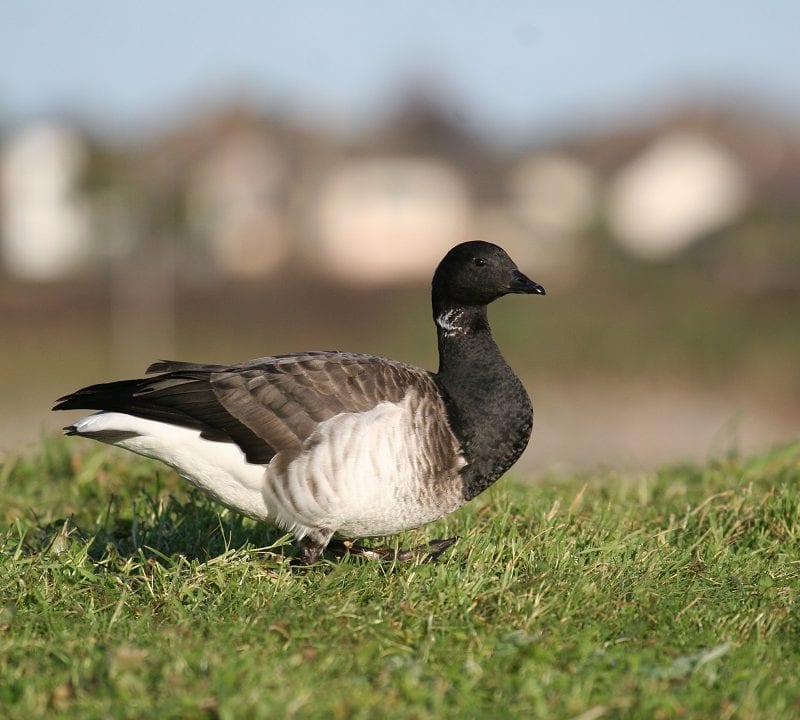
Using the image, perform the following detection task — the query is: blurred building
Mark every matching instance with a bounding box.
[1,122,91,279]
[134,105,336,280]
[509,153,598,239]
[2,100,798,286]
[186,120,291,278]
[490,152,598,273]
[315,157,470,284]
[608,130,750,260]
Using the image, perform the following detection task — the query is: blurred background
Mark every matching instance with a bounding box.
[1,2,798,475]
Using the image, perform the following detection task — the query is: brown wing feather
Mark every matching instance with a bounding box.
[208,353,427,455]
[57,352,437,467]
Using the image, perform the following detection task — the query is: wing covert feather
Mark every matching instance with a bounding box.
[209,353,433,454]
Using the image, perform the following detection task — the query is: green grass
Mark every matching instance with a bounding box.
[1,439,799,719]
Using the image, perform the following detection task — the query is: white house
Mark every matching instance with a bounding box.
[1,122,91,279]
[608,130,750,260]
[314,157,471,284]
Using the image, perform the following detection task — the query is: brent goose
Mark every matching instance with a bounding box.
[54,241,545,563]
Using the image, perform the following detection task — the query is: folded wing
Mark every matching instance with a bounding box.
[54,352,431,465]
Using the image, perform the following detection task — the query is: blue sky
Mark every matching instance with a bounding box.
[1,1,798,143]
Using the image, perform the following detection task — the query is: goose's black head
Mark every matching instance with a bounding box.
[432,241,545,311]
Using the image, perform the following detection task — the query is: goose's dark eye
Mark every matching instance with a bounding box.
[473,257,486,267]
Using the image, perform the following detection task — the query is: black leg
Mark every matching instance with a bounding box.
[329,536,459,563]
[295,529,334,564]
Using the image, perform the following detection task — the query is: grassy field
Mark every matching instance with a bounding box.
[1,438,799,719]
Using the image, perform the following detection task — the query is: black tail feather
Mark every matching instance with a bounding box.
[53,371,276,464]
[53,378,148,412]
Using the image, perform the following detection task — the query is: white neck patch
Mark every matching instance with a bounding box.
[436,309,466,337]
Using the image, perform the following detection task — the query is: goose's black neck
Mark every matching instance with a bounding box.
[432,300,533,500]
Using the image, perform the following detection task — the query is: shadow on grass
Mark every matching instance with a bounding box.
[19,490,295,567]
[3,437,296,566]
